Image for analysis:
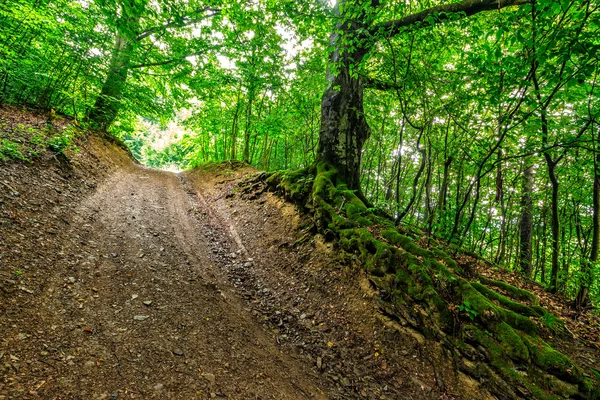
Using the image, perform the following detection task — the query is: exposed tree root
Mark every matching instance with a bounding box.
[242,163,600,400]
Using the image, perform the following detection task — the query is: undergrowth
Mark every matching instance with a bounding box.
[0,123,80,162]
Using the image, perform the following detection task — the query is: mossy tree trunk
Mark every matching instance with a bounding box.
[317,1,374,195]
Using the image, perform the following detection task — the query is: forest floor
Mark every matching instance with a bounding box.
[0,117,453,399]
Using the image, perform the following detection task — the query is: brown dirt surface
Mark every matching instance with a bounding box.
[1,129,470,399]
[1,156,327,398]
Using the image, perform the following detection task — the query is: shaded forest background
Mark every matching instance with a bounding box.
[1,0,600,306]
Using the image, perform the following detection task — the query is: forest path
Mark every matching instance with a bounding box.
[2,165,326,399]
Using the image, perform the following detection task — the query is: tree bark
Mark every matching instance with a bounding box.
[318,67,370,192]
[88,32,133,130]
[519,155,534,278]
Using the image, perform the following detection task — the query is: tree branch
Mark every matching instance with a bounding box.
[136,8,221,41]
[129,50,211,69]
[371,0,528,38]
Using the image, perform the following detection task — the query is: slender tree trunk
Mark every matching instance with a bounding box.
[230,90,242,160]
[243,91,254,163]
[545,156,561,291]
[519,155,534,277]
[541,207,548,284]
[397,129,426,223]
[576,129,600,308]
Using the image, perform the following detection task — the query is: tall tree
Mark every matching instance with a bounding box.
[88,0,222,129]
[317,0,526,197]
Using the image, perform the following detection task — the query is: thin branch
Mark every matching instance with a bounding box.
[136,8,221,41]
[128,49,213,69]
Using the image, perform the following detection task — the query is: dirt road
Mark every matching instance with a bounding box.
[1,165,327,399]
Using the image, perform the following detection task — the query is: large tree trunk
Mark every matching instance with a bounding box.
[88,33,132,130]
[316,1,374,194]
[316,0,525,195]
[318,68,370,192]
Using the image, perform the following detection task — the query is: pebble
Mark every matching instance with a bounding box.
[68,277,76,284]
[317,357,323,369]
[133,315,149,321]
[153,383,164,391]
[143,301,152,306]
[173,349,184,356]
[204,373,216,386]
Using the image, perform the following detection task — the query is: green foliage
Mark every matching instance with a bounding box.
[457,301,478,321]
[0,139,26,161]
[47,127,78,154]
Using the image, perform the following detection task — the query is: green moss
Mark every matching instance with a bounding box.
[381,229,432,258]
[524,336,583,384]
[479,276,539,305]
[464,325,558,400]
[472,282,542,317]
[494,322,529,362]
[263,163,598,399]
[431,248,462,273]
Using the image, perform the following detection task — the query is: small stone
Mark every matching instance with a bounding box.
[173,349,184,356]
[133,315,149,321]
[68,277,75,284]
[131,294,138,300]
[84,360,96,368]
[40,351,49,357]
[143,301,152,306]
[153,383,164,391]
[316,357,323,369]
[204,373,216,386]
[244,262,252,268]
[299,314,307,320]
